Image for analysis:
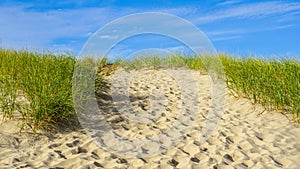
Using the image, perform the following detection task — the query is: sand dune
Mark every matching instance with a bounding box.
[1,69,299,169]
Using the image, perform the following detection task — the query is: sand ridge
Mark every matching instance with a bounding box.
[0,68,299,168]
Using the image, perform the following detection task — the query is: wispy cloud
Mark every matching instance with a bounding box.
[207,24,293,36]
[195,1,300,23]
[206,29,243,36]
[211,35,242,41]
[217,0,241,6]
[0,5,136,53]
[100,35,119,39]
[157,6,199,16]
[206,24,294,42]
[0,3,198,54]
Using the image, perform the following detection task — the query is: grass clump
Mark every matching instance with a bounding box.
[0,49,76,132]
[220,55,300,121]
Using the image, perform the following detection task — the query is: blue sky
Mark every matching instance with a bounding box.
[0,0,300,59]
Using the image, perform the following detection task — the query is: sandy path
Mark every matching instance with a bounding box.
[0,68,299,169]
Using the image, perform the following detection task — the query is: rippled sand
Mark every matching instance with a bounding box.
[1,69,299,168]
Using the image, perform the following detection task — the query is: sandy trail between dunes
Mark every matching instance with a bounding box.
[0,68,299,169]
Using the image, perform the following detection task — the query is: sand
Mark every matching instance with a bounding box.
[0,68,299,169]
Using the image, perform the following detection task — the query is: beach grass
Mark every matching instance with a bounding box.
[220,55,300,121]
[119,54,207,70]
[1,49,299,133]
[0,49,76,132]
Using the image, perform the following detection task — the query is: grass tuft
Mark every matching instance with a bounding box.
[0,49,76,132]
[221,55,300,121]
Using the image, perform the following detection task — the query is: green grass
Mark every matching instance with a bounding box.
[119,54,207,70]
[1,49,299,133]
[0,49,76,132]
[220,54,300,121]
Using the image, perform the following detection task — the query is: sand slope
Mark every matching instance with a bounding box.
[1,69,299,169]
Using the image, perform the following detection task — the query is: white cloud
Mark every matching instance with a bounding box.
[0,4,198,53]
[211,35,242,41]
[218,0,241,6]
[195,1,300,23]
[165,46,188,55]
[0,6,136,53]
[206,29,243,36]
[100,35,118,39]
[207,24,293,35]
[206,24,294,42]
[157,7,198,16]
